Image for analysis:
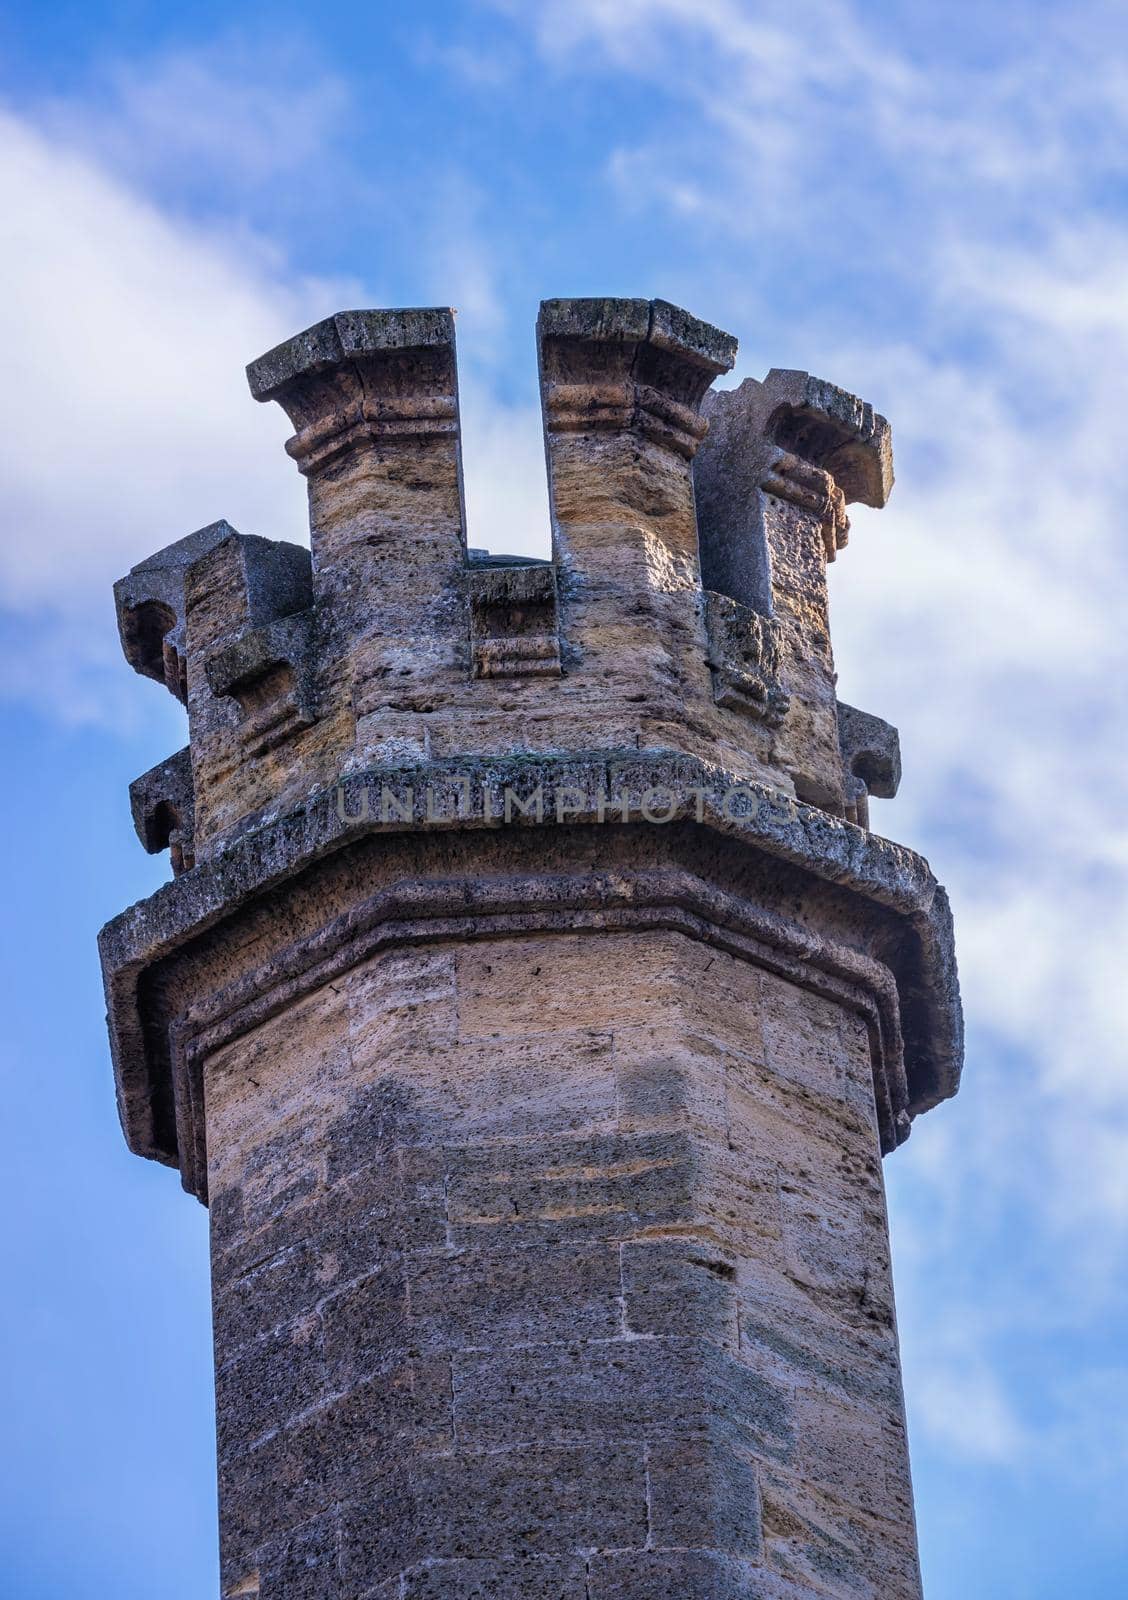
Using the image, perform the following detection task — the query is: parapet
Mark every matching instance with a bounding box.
[102,297,962,1181]
[111,302,914,850]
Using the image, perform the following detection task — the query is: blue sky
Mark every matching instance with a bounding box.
[1,2,1127,1595]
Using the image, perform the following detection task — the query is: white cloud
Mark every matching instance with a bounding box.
[507,0,1128,254]
[912,1360,1029,1467]
[3,1,1126,1500]
[38,36,352,201]
[0,102,362,723]
[498,0,1128,1482]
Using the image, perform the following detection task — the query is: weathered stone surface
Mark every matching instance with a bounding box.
[129,745,195,874]
[114,519,238,701]
[837,699,902,828]
[586,1550,763,1599]
[188,920,926,1594]
[705,590,790,726]
[100,297,961,1599]
[466,559,561,679]
[99,758,962,1173]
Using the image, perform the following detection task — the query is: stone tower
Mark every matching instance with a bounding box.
[100,299,962,1599]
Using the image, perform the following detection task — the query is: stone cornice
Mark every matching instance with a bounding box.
[761,450,852,560]
[100,749,962,1191]
[542,380,711,460]
[537,297,735,462]
[167,871,907,1204]
[247,307,461,477]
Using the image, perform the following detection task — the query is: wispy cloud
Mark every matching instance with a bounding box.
[37,34,353,206]
[0,101,360,723]
[496,0,1128,1496]
[2,3,1126,1525]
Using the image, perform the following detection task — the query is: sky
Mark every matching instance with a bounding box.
[0,1,1126,1594]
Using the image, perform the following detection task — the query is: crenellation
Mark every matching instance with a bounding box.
[251,309,469,776]
[248,307,466,602]
[100,295,961,1600]
[114,518,243,703]
[696,369,895,815]
[533,297,748,766]
[129,746,195,874]
[465,557,561,680]
[837,702,902,830]
[114,306,912,869]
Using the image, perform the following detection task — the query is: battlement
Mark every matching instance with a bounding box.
[114,297,905,862]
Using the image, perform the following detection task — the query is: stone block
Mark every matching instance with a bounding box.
[257,1509,339,1600]
[444,1128,700,1247]
[392,1555,588,1598]
[408,1242,622,1351]
[647,1434,762,1556]
[450,1338,790,1457]
[586,1551,762,1599]
[620,1237,739,1348]
[338,1445,648,1584]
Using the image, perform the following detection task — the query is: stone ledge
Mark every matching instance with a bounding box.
[129,746,195,875]
[762,368,893,509]
[168,870,910,1202]
[537,298,737,377]
[100,750,962,1183]
[247,308,456,402]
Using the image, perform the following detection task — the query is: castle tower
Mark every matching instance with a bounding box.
[101,299,962,1599]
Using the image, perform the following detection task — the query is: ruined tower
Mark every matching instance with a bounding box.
[100,299,962,1599]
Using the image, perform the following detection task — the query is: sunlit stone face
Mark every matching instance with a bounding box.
[205,924,920,1598]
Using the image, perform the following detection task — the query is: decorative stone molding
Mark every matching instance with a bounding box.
[129,746,195,876]
[765,368,893,508]
[100,749,961,1186]
[538,297,735,461]
[205,611,317,756]
[466,558,561,679]
[762,450,851,561]
[838,701,902,830]
[704,591,790,726]
[247,308,461,475]
[166,865,909,1205]
[114,520,241,704]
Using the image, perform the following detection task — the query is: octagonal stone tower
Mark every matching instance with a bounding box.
[100,299,961,1599]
